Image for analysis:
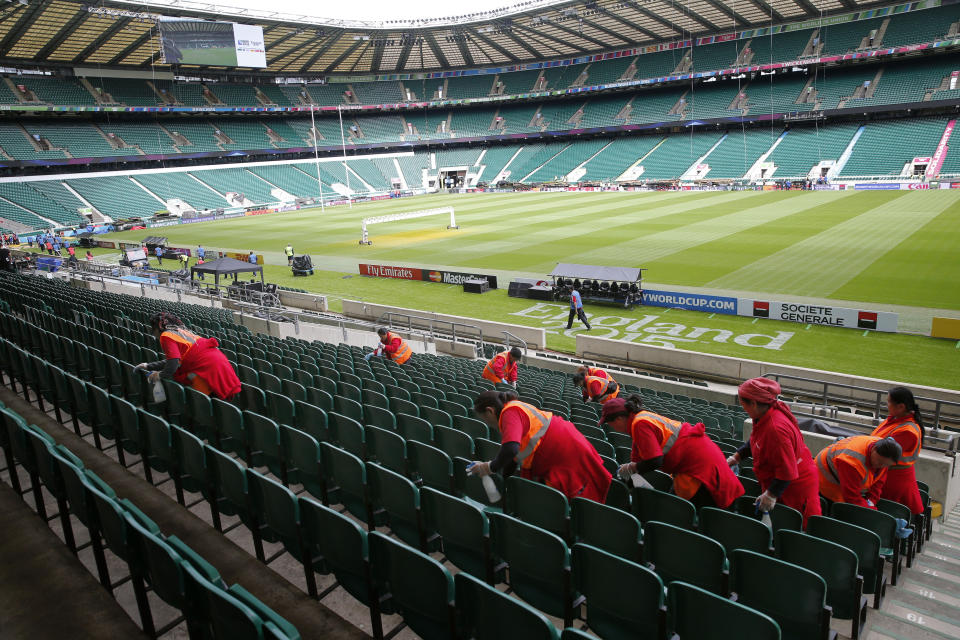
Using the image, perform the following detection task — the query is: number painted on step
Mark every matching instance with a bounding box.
[924,568,939,576]
[918,588,936,600]
[907,612,927,625]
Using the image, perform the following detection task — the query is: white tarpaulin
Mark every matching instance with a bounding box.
[550,263,644,282]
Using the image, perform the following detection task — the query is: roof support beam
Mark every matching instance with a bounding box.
[595,11,663,41]
[322,40,364,73]
[108,30,155,66]
[294,36,340,74]
[72,17,133,64]
[424,32,450,69]
[463,27,520,63]
[0,0,47,57]
[576,16,635,46]
[646,0,719,33]
[34,6,88,61]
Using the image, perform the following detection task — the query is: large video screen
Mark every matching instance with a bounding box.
[159,19,266,68]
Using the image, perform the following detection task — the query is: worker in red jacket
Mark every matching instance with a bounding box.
[469,390,612,502]
[136,312,241,400]
[574,371,620,403]
[817,435,902,509]
[365,327,412,364]
[482,346,521,386]
[871,386,925,514]
[728,377,822,527]
[601,395,744,508]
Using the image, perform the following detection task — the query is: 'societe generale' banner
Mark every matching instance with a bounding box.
[737,299,898,332]
[359,263,498,289]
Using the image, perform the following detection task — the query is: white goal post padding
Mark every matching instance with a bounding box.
[360,207,457,244]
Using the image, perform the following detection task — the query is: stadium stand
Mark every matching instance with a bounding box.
[638,131,725,180]
[206,83,264,107]
[132,172,228,211]
[766,123,862,179]
[86,78,160,106]
[164,121,223,152]
[525,139,609,182]
[191,168,278,204]
[579,137,663,182]
[66,176,163,219]
[27,182,86,224]
[0,266,948,639]
[97,122,180,155]
[22,122,119,158]
[702,129,782,179]
[839,116,947,177]
[18,76,96,105]
[0,123,67,160]
[350,81,404,104]
[0,182,82,226]
[474,145,519,183]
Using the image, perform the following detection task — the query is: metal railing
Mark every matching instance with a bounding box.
[501,331,528,357]
[764,372,960,443]
[377,311,484,350]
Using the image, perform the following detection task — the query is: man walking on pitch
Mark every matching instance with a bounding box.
[566,285,591,330]
[284,243,295,266]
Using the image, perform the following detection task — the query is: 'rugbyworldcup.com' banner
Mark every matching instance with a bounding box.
[642,289,738,315]
[736,299,898,332]
[359,263,498,289]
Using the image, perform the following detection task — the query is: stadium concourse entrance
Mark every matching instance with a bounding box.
[438,169,466,190]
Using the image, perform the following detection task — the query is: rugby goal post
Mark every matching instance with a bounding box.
[360,207,458,245]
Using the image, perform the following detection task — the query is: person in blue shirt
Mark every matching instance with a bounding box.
[197,245,205,260]
[155,246,164,265]
[566,285,591,330]
[248,251,257,264]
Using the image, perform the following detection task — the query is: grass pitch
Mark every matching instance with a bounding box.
[101,190,960,389]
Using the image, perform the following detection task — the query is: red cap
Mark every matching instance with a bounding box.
[598,397,627,426]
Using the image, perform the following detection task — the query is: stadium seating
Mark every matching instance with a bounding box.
[26,182,87,224]
[22,122,118,158]
[66,176,164,220]
[350,81,404,105]
[703,129,781,179]
[579,136,662,182]
[18,76,96,105]
[497,70,541,95]
[0,268,945,640]
[525,139,608,182]
[86,78,160,106]
[0,123,67,160]
[639,131,724,180]
[767,123,861,179]
[444,75,497,99]
[132,172,228,211]
[191,168,277,204]
[839,116,947,177]
[165,121,223,152]
[206,83,264,107]
[0,182,81,227]
[209,118,274,151]
[820,17,886,56]
[501,143,564,182]
[691,41,741,73]
[96,122,180,155]
[0,199,50,231]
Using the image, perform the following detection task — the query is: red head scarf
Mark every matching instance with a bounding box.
[738,377,799,428]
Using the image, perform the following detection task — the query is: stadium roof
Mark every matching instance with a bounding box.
[0,0,905,75]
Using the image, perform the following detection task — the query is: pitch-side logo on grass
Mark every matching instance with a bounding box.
[510,302,795,350]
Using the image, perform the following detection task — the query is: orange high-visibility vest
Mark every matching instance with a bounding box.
[585,375,619,402]
[383,331,411,364]
[816,435,884,503]
[501,400,553,470]
[586,367,613,382]
[871,416,921,470]
[161,327,200,356]
[483,350,516,384]
[631,410,683,456]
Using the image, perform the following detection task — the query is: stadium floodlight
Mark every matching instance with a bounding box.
[359,207,458,245]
